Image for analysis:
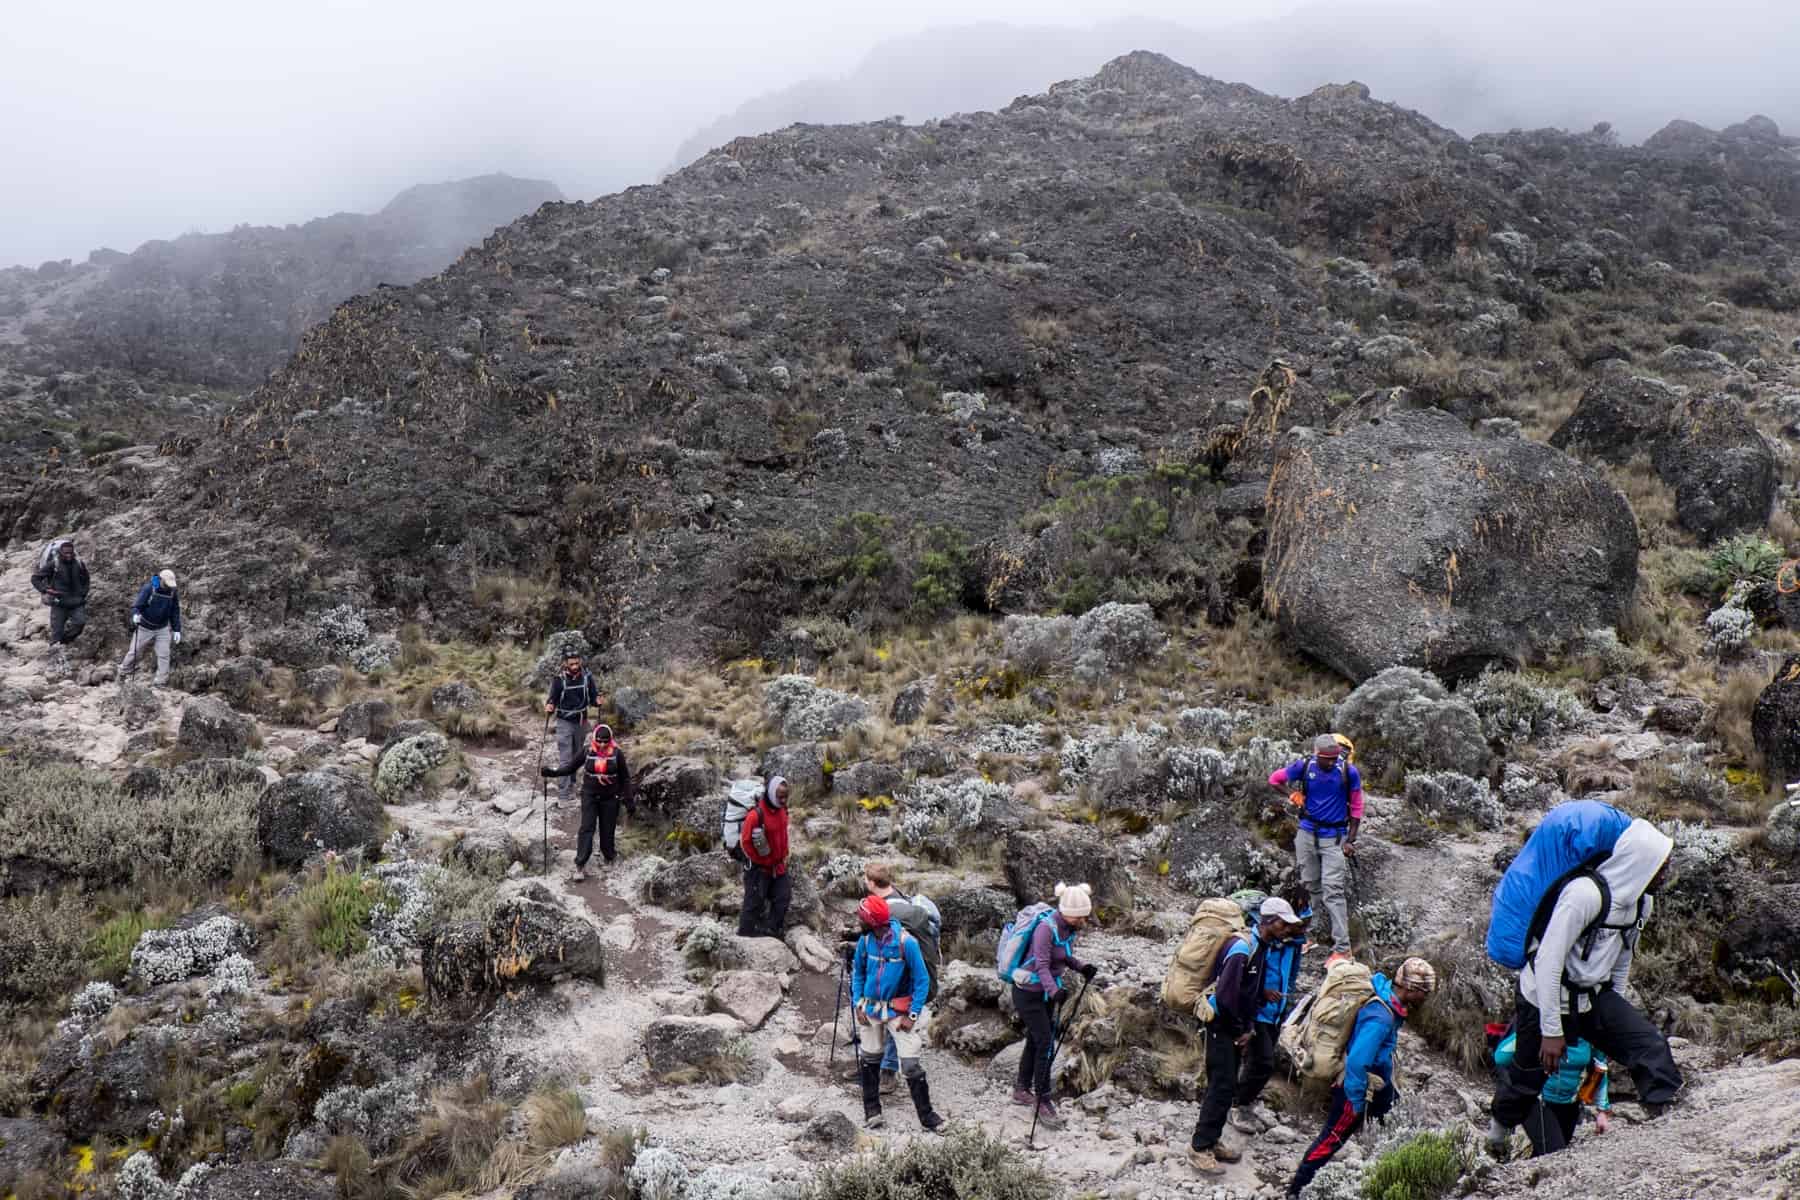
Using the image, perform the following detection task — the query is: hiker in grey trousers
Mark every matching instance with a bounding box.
[544,653,600,805]
[1268,735,1364,963]
[119,569,182,687]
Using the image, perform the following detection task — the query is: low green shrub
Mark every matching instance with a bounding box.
[805,1127,1056,1200]
[277,864,385,962]
[1361,1129,1474,1200]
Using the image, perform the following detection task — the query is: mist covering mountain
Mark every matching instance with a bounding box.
[671,3,1800,171]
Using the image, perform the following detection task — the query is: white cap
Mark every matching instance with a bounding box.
[159,569,177,588]
[1260,897,1301,924]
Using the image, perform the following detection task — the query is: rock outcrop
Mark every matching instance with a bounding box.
[255,770,385,866]
[1264,408,1639,681]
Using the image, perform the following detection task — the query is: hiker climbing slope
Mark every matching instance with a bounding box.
[1000,882,1097,1131]
[544,652,600,807]
[1269,734,1362,962]
[851,895,945,1133]
[1287,957,1436,1197]
[1488,815,1681,1142]
[30,539,90,665]
[118,568,182,687]
[541,723,635,883]
[1491,1030,1611,1157]
[861,861,943,1095]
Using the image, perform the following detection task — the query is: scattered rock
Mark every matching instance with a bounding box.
[714,934,800,974]
[707,970,784,1029]
[830,760,903,798]
[117,681,160,730]
[643,1014,747,1081]
[891,675,948,724]
[1765,796,1800,860]
[1752,656,1800,784]
[336,698,395,743]
[1266,408,1638,682]
[946,1015,1022,1056]
[763,676,869,739]
[176,695,255,757]
[798,1111,858,1155]
[1335,666,1492,780]
[645,851,737,913]
[936,887,1017,944]
[184,1161,335,1200]
[445,829,527,877]
[637,757,722,812]
[0,1117,65,1182]
[610,685,658,731]
[428,680,485,719]
[255,769,385,867]
[761,743,825,797]
[422,884,605,1007]
[1651,394,1777,543]
[1003,828,1132,910]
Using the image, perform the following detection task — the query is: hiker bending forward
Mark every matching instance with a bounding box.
[851,895,944,1132]
[1288,958,1436,1197]
[1270,735,1363,961]
[1008,882,1097,1132]
[737,777,791,938]
[1188,897,1307,1176]
[1489,818,1681,1144]
[541,723,634,883]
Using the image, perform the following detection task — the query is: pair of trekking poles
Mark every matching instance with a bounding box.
[826,944,1095,1147]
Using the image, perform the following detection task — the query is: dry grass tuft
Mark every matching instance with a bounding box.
[525,1084,589,1153]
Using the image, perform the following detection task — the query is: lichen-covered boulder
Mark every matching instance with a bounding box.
[935,886,1018,945]
[637,757,722,812]
[177,695,255,757]
[762,676,868,739]
[1334,666,1492,781]
[643,1014,746,1081]
[336,698,395,743]
[422,883,604,1008]
[645,851,737,913]
[1003,828,1132,912]
[1752,655,1800,785]
[1265,408,1638,682]
[761,743,824,797]
[255,769,384,866]
[1549,370,1685,464]
[373,731,451,801]
[1651,395,1777,543]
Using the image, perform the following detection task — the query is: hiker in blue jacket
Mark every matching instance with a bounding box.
[1188,896,1309,1175]
[118,569,182,687]
[1288,958,1436,1198]
[1492,1031,1611,1157]
[851,894,944,1133]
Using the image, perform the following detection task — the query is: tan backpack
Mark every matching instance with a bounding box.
[1279,958,1378,1080]
[1160,898,1247,1018]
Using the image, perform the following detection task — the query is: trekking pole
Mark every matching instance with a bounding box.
[829,945,849,1072]
[1029,972,1095,1147]
[537,711,552,877]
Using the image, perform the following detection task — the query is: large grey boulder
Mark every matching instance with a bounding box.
[336,698,395,743]
[1651,395,1776,543]
[1549,371,1684,464]
[177,696,255,757]
[255,769,384,866]
[1264,409,1638,682]
[645,851,736,913]
[1003,828,1132,912]
[422,883,604,1007]
[706,970,784,1029]
[761,742,825,796]
[637,757,721,812]
[935,886,1018,944]
[1752,654,1800,785]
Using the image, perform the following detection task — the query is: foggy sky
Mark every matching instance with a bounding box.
[7,0,1798,268]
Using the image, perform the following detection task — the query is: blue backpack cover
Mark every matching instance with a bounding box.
[1485,801,1633,970]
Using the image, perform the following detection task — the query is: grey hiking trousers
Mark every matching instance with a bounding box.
[1295,827,1351,953]
[119,625,173,686]
[553,717,586,803]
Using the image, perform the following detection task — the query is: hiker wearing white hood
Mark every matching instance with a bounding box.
[738,776,792,939]
[1491,819,1683,1141]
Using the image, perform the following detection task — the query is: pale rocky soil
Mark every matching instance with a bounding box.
[2,534,1794,1200]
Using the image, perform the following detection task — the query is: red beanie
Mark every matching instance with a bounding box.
[858,895,890,929]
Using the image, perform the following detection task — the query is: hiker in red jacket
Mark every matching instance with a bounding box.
[739,776,791,938]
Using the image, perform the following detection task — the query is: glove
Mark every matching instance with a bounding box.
[132,614,143,626]
[1079,963,1098,981]
[750,828,771,856]
[540,767,555,778]
[172,632,181,645]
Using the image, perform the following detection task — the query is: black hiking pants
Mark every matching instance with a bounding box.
[1525,1100,1582,1157]
[49,603,87,645]
[575,794,621,868]
[1011,985,1057,1098]
[738,864,791,938]
[1289,1084,1395,1195]
[1235,1021,1278,1107]
[1191,1024,1243,1151]
[1491,986,1681,1134]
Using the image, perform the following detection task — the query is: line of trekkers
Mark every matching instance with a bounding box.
[534,664,1682,1195]
[30,538,185,686]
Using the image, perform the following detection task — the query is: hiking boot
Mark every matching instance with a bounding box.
[1229,1108,1266,1135]
[907,1075,945,1133]
[1034,1099,1063,1130]
[880,1069,899,1095]
[1484,1118,1512,1162]
[1188,1147,1225,1176]
[1011,1088,1036,1107]
[863,1107,884,1130]
[1213,1140,1243,1163]
[566,867,588,884]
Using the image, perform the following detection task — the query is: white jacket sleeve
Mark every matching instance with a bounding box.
[1532,880,1604,1039]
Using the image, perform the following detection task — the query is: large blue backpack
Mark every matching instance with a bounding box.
[1485,801,1633,970]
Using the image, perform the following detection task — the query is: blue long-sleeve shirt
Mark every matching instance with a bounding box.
[131,579,182,632]
[1342,973,1404,1113]
[1495,1033,1611,1109]
[852,921,930,1019]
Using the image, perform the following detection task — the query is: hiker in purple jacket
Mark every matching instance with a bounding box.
[1007,882,1098,1130]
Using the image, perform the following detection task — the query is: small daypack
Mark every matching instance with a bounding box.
[1160,898,1247,1019]
[1485,801,1634,970]
[1278,958,1378,1081]
[996,903,1057,984]
[720,779,762,862]
[889,891,943,1004]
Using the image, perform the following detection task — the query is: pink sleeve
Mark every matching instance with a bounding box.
[1268,768,1290,787]
[1349,789,1364,820]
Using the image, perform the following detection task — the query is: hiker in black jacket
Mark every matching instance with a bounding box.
[541,724,634,883]
[30,540,91,658]
[543,653,601,807]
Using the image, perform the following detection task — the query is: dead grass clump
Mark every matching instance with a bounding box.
[1708,665,1768,769]
[389,1076,510,1198]
[525,1084,589,1153]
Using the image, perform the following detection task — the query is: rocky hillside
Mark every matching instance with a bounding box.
[126,51,1800,673]
[0,172,563,389]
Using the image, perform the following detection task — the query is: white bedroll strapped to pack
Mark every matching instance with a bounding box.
[721,778,762,860]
